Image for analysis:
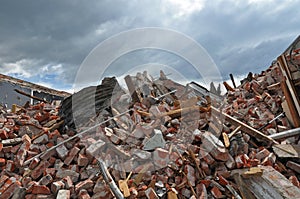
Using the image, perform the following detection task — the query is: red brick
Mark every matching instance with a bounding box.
[75,179,94,192]
[44,168,56,176]
[31,161,51,180]
[0,143,3,151]
[38,174,53,186]
[255,148,270,161]
[29,158,40,170]
[78,189,90,199]
[32,185,51,195]
[62,176,74,189]
[0,129,8,139]
[64,146,80,165]
[22,177,32,188]
[200,160,211,175]
[153,148,169,168]
[0,158,6,166]
[289,176,300,188]
[1,181,21,199]
[2,146,12,153]
[0,177,15,195]
[6,160,15,171]
[0,175,9,187]
[211,186,223,198]
[145,187,158,199]
[51,181,65,194]
[78,153,89,167]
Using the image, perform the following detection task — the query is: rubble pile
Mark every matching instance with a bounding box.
[0,68,300,199]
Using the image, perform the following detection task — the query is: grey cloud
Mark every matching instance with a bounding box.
[0,0,300,90]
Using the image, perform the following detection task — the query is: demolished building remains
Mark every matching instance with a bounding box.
[0,37,300,199]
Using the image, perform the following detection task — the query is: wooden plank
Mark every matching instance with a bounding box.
[232,166,300,199]
[211,106,278,145]
[280,80,300,127]
[277,56,300,125]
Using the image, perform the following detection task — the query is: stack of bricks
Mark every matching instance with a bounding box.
[0,67,299,199]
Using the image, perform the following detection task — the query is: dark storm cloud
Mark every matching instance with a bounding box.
[0,0,300,90]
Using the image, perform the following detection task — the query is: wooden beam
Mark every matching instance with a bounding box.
[280,80,300,127]
[14,89,48,103]
[211,106,278,145]
[223,82,235,92]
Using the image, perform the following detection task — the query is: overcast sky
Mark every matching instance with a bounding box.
[0,0,300,92]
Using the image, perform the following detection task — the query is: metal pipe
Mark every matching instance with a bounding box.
[268,127,300,140]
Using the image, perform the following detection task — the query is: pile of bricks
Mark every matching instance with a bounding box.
[0,68,299,199]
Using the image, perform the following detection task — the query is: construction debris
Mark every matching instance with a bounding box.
[1,37,300,198]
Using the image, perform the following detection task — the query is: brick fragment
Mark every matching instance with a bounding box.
[33,134,49,144]
[0,177,15,195]
[56,144,69,159]
[31,185,51,195]
[0,175,9,187]
[75,179,94,192]
[86,139,106,158]
[57,190,71,199]
[255,148,270,161]
[0,129,8,139]
[63,176,74,189]
[31,161,50,180]
[64,146,80,165]
[56,169,79,182]
[51,181,65,194]
[0,157,6,166]
[211,186,223,198]
[78,189,90,199]
[145,187,158,199]
[201,131,229,161]
[6,159,15,171]
[29,158,40,170]
[11,187,26,199]
[38,174,53,186]
[1,181,22,199]
[78,153,89,167]
[289,176,300,188]
[153,148,169,168]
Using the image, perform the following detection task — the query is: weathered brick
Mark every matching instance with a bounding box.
[56,169,79,183]
[201,131,229,161]
[211,186,223,198]
[56,144,69,160]
[33,134,49,144]
[75,179,94,192]
[78,153,89,167]
[78,189,90,199]
[5,159,15,171]
[0,158,6,166]
[31,161,50,180]
[145,187,158,199]
[0,177,15,195]
[0,129,8,139]
[57,190,71,199]
[38,174,53,186]
[153,148,169,168]
[64,146,80,165]
[31,185,51,195]
[51,181,65,194]
[1,181,22,199]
